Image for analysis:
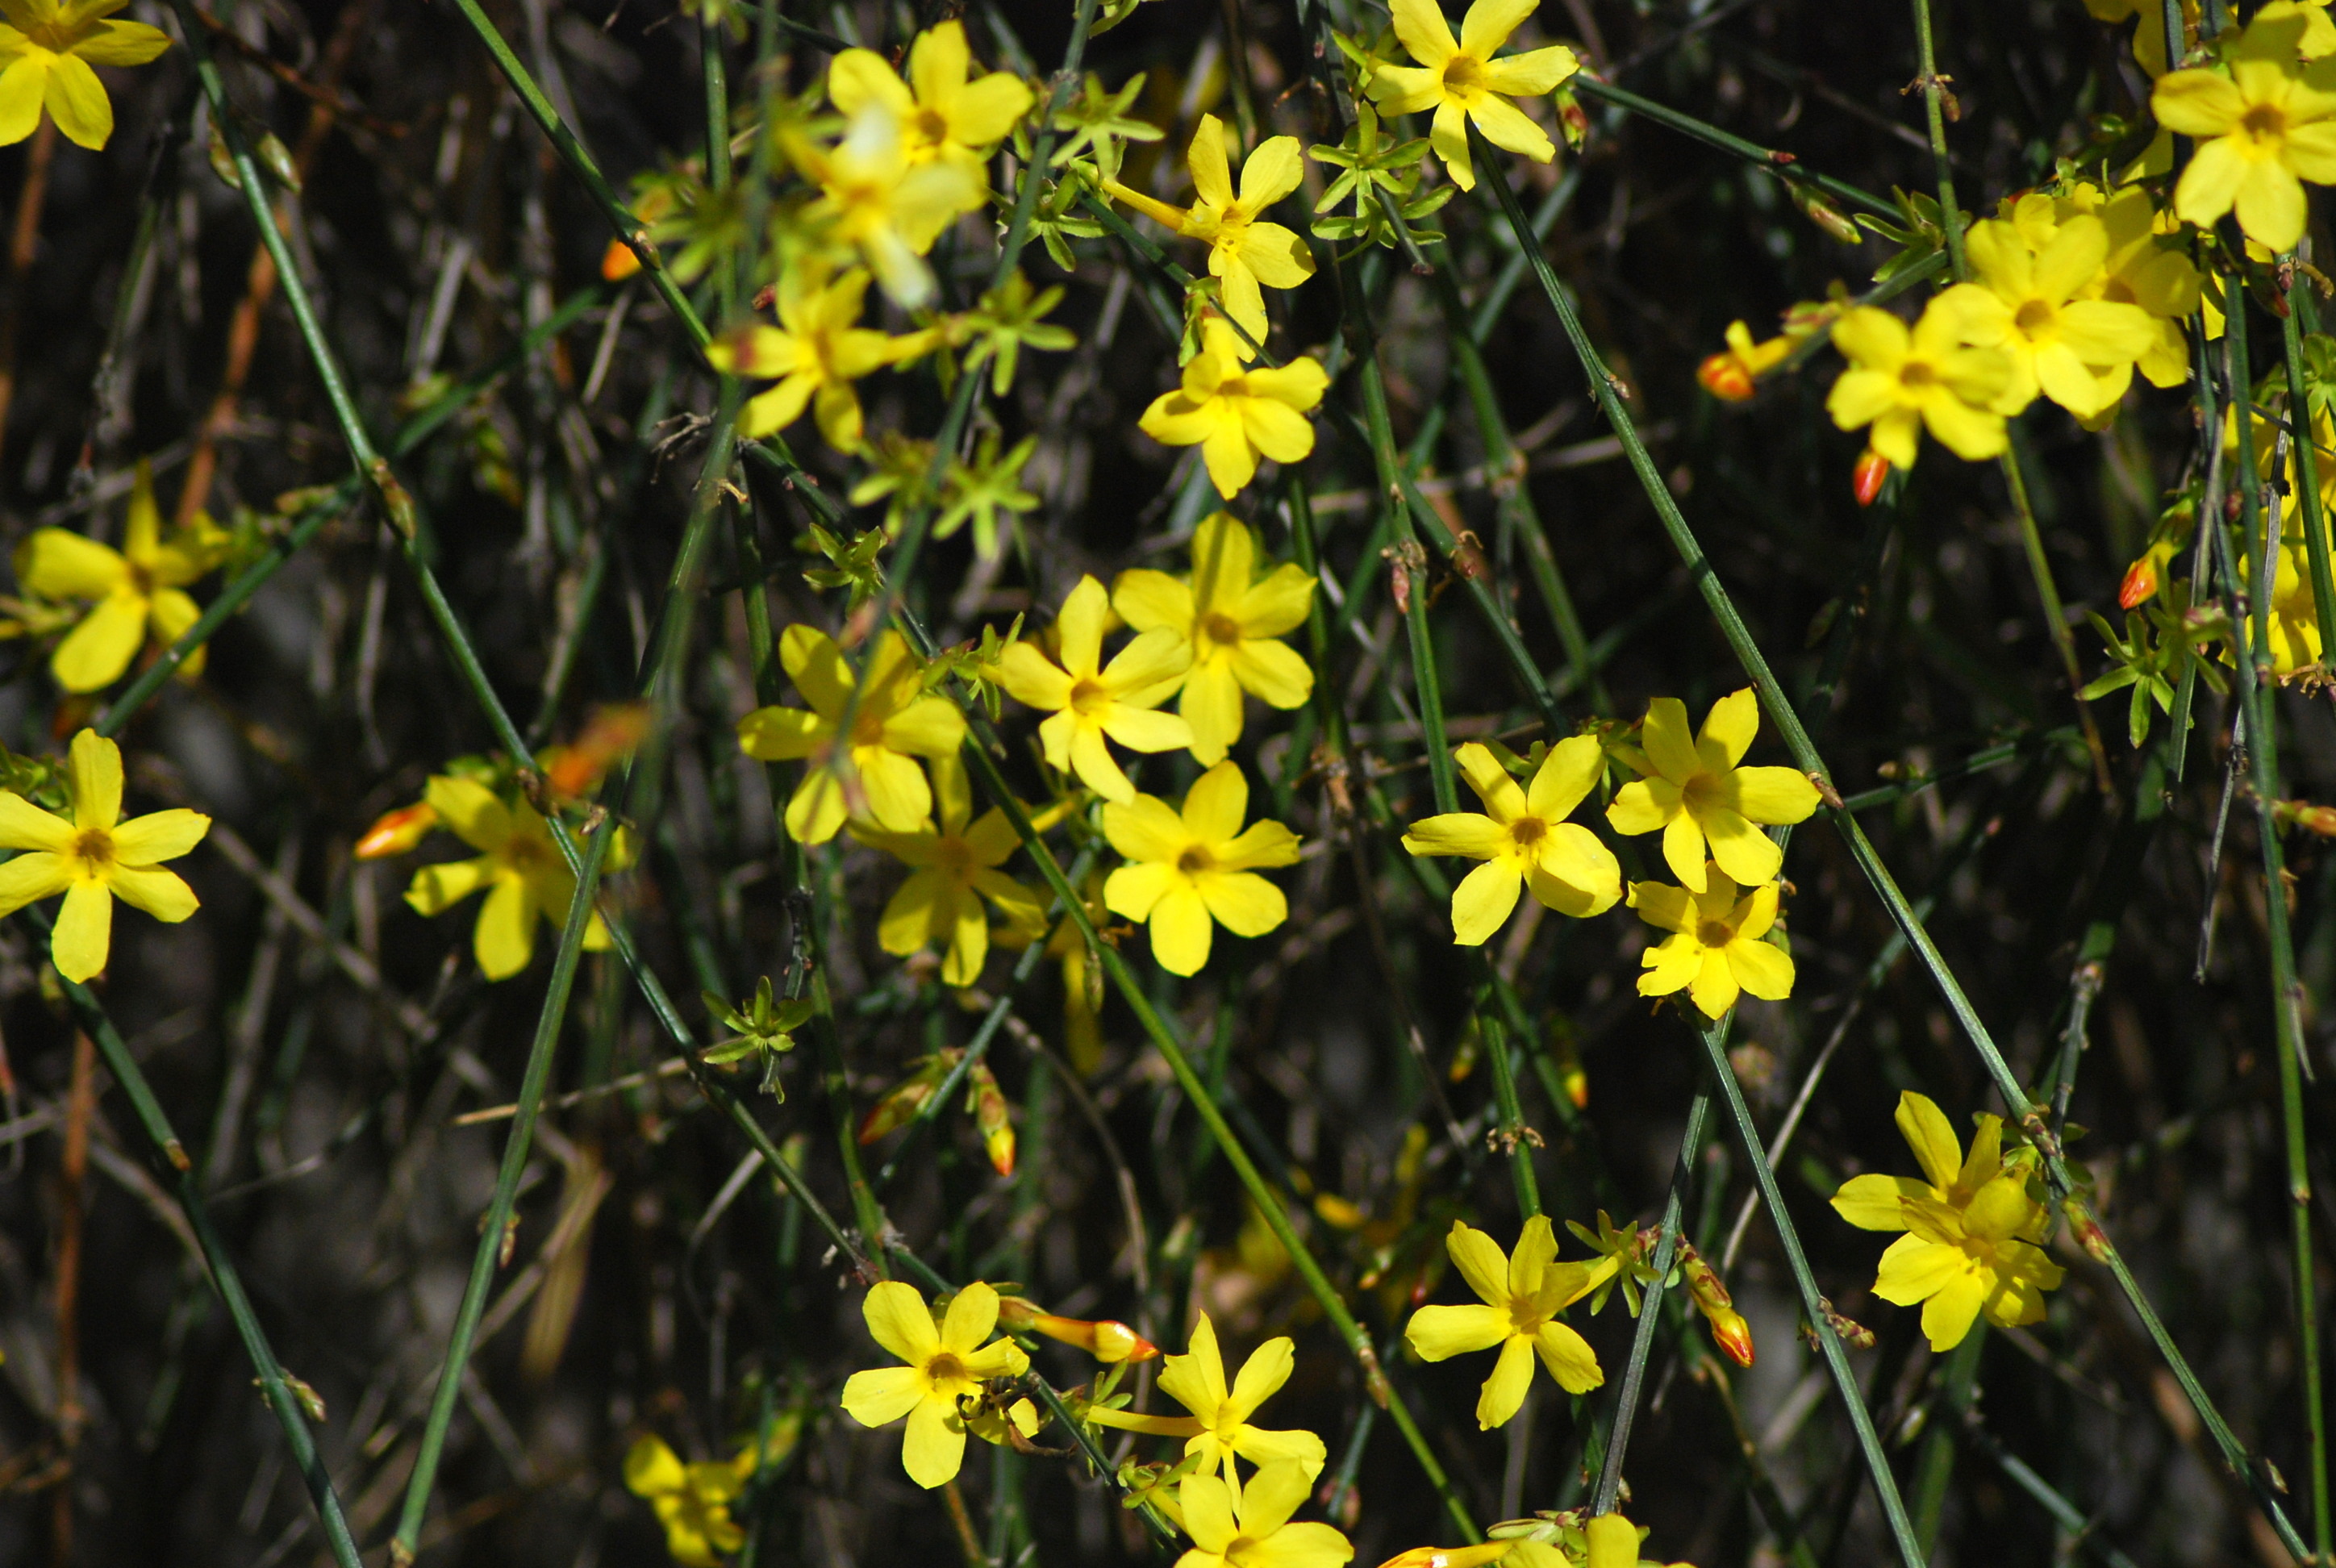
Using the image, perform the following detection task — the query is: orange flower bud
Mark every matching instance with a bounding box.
[601,236,644,282]
[2118,554,2159,610]
[1697,352,1756,402]
[543,703,653,801]
[1704,1303,1755,1368]
[355,802,438,860]
[995,1297,1161,1362]
[857,1052,956,1143]
[1852,448,1891,506]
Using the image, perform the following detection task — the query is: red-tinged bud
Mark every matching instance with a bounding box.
[970,1061,1015,1176]
[1697,352,1756,402]
[2280,799,2336,836]
[995,1298,1161,1362]
[1677,1240,1754,1365]
[601,237,643,282]
[857,1051,957,1143]
[1554,88,1590,148]
[1705,1303,1756,1367]
[1853,448,1891,506]
[2118,554,2159,610]
[543,703,653,801]
[1374,1545,1512,1568]
[356,802,438,860]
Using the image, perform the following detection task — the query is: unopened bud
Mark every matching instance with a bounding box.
[1794,186,1861,244]
[1704,1303,1755,1368]
[602,236,644,282]
[858,1051,957,1143]
[1374,1545,1512,1568]
[996,1296,1161,1362]
[1677,1240,1754,1366]
[1585,1513,1643,1568]
[1697,352,1756,402]
[970,1061,1015,1176]
[2120,541,2174,609]
[1853,448,1891,507]
[355,802,437,859]
[2279,799,2336,837]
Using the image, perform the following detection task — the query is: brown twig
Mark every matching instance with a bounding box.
[49,1031,94,1567]
[0,118,60,474]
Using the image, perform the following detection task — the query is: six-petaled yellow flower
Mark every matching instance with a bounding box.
[841,1278,1030,1489]
[1832,1091,2067,1351]
[1103,761,1299,977]
[1626,864,1795,1019]
[1825,298,2014,469]
[623,1434,745,1568]
[1088,1311,1329,1480]
[13,461,223,694]
[826,20,1032,180]
[2155,4,2336,253]
[995,574,1193,803]
[0,728,208,983]
[1404,1216,1606,1430]
[1941,214,2157,420]
[0,0,169,151]
[1368,0,1579,191]
[1604,690,1818,893]
[1113,511,1316,765]
[403,775,618,981]
[1175,1460,1354,1568]
[852,753,1045,986]
[737,625,966,844]
[793,99,985,309]
[705,267,927,448]
[1139,317,1329,499]
[1402,737,1621,945]
[1104,115,1316,344]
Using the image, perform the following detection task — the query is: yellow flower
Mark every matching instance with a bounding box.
[851,753,1045,986]
[826,20,1032,179]
[13,461,223,694]
[793,99,985,309]
[0,0,169,151]
[402,775,618,981]
[1625,865,1795,1019]
[1696,320,1798,401]
[1366,0,1580,191]
[2154,5,2336,253]
[1404,1216,1606,1430]
[1825,298,2013,469]
[0,728,207,983]
[704,267,924,448]
[1102,761,1299,977]
[2059,186,2203,389]
[994,575,1193,803]
[839,1279,1031,1489]
[1112,512,1316,765]
[1604,690,1819,893]
[1176,1460,1354,1568]
[623,1435,745,1567]
[1139,318,1329,499]
[1103,115,1316,343]
[1090,1311,1329,1480]
[736,625,966,844]
[1401,737,1621,945]
[1937,215,2157,420]
[2246,534,2328,674]
[1831,1091,2067,1351]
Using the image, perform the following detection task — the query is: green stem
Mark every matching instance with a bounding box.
[1906,0,1968,279]
[42,934,362,1568]
[2280,260,2336,692]
[390,810,617,1563]
[1691,1015,1929,1568]
[2000,439,2115,791]
[1591,1089,1711,1511]
[1570,76,1896,218]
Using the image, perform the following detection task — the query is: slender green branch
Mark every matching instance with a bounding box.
[2000,438,2115,792]
[1905,0,1967,279]
[1571,76,1897,219]
[40,919,363,1568]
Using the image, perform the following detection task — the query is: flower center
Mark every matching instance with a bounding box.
[2242,102,2287,144]
[1202,611,1245,648]
[1177,844,1214,875]
[1897,359,1938,389]
[73,829,113,869]
[1696,918,1733,949]
[916,107,951,147]
[935,836,976,878]
[1069,677,1113,715]
[504,832,552,873]
[1508,816,1546,848]
[2102,277,2137,304]
[2013,298,2054,337]
[927,1352,969,1386]
[1443,53,1485,92]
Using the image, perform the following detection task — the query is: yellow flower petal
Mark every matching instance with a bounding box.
[51,590,146,692]
[1404,1301,1510,1360]
[51,878,111,982]
[1474,1334,1535,1429]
